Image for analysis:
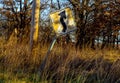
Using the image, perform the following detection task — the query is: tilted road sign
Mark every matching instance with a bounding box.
[38,7,77,76]
[50,7,76,34]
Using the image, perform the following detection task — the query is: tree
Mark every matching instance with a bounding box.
[30,0,40,50]
[0,0,32,41]
[68,0,95,48]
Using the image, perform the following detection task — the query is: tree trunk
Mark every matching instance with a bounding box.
[30,0,40,50]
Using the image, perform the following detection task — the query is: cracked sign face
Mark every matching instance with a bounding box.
[50,7,76,34]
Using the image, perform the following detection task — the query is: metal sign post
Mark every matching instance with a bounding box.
[38,28,77,76]
[38,7,77,76]
[38,36,57,75]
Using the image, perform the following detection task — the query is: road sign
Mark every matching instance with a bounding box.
[38,8,77,76]
[50,7,76,34]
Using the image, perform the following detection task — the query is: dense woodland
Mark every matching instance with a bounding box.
[0,0,120,49]
[0,0,120,83]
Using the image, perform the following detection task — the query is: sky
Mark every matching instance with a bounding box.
[0,0,3,8]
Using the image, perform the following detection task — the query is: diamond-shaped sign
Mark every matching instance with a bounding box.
[50,7,76,34]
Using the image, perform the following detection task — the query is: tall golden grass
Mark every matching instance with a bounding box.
[0,36,120,83]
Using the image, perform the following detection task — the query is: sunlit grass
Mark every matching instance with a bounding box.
[0,36,120,83]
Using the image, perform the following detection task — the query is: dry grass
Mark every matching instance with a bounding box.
[0,36,120,83]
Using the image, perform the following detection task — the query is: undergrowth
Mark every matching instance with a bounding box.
[0,37,120,83]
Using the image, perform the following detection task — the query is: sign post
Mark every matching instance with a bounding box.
[38,7,77,76]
